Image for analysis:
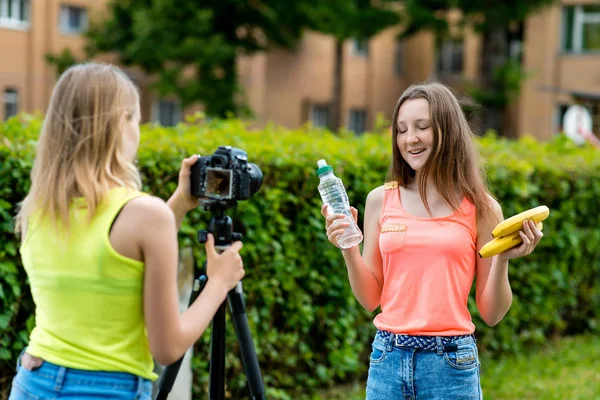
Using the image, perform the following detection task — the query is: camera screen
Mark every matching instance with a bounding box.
[205,168,233,199]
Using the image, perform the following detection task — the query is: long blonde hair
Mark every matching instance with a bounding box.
[386,82,494,219]
[15,62,142,235]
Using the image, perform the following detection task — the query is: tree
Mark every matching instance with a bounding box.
[48,1,400,125]
[399,0,557,136]
[46,48,78,77]
[302,1,401,132]
[83,0,328,118]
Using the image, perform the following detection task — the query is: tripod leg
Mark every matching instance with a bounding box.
[155,357,185,400]
[228,282,266,400]
[155,261,207,400]
[209,302,227,400]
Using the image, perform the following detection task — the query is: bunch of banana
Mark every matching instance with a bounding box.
[478,206,550,258]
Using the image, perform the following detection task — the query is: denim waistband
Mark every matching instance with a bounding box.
[15,348,151,395]
[376,329,475,352]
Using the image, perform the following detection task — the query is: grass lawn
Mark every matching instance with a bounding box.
[315,334,600,400]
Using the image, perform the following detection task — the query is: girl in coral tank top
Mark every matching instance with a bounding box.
[322,82,544,400]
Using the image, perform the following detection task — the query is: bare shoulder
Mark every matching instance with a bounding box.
[109,195,176,261]
[121,195,176,227]
[364,185,386,218]
[366,185,385,205]
[484,194,503,222]
[477,194,504,237]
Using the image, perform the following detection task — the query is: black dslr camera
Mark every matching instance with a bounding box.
[190,146,263,202]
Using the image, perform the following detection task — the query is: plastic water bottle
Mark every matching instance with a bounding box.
[316,159,363,249]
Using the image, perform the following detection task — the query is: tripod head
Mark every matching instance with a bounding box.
[197,199,243,251]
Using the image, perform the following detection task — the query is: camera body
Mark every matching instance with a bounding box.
[190,146,263,201]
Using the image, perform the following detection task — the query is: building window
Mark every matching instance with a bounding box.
[555,104,570,134]
[3,89,18,121]
[310,104,329,128]
[507,22,524,63]
[394,41,404,76]
[437,39,464,75]
[562,5,600,53]
[0,0,30,29]
[153,99,181,127]
[60,5,88,34]
[352,39,369,57]
[348,109,367,134]
[509,39,523,61]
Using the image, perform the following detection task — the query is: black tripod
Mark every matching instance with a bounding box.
[155,201,266,400]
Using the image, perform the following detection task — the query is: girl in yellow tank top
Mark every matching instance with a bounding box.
[10,62,245,400]
[322,82,545,400]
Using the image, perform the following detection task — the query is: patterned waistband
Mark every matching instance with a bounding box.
[376,329,474,352]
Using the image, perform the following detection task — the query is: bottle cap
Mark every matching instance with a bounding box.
[316,159,333,176]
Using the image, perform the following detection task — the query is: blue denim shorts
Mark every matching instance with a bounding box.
[8,349,153,400]
[366,330,482,400]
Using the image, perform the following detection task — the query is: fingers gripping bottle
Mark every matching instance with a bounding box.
[316,159,363,249]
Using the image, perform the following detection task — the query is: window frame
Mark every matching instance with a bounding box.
[348,109,367,135]
[394,40,404,76]
[152,98,182,127]
[310,104,330,128]
[3,88,19,121]
[562,5,600,53]
[352,39,369,57]
[0,0,30,30]
[59,4,88,35]
[436,38,464,76]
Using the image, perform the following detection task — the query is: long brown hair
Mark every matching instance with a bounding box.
[386,82,494,219]
[15,62,142,235]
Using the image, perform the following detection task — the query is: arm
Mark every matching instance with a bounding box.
[136,197,244,366]
[324,187,384,312]
[475,196,543,326]
[167,155,200,229]
[166,195,188,230]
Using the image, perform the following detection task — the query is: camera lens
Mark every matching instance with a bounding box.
[247,163,263,196]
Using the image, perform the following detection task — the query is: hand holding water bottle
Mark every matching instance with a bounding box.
[316,159,363,249]
[321,204,362,249]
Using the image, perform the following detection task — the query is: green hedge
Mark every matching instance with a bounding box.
[1,115,599,399]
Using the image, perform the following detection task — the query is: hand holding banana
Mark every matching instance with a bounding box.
[479,206,549,259]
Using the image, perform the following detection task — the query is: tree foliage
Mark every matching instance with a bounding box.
[85,0,320,117]
[2,116,600,398]
[83,0,399,119]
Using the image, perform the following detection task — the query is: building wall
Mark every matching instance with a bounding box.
[240,28,438,132]
[518,0,600,139]
[0,0,109,120]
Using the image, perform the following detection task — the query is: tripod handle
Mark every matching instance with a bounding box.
[198,230,209,244]
[198,229,243,248]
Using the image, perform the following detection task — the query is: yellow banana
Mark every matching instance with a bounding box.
[479,222,543,258]
[492,205,550,238]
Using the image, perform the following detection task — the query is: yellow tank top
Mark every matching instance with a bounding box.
[20,187,157,380]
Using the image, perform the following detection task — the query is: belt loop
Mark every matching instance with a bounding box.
[386,332,394,351]
[54,366,67,392]
[135,376,144,399]
[435,337,444,355]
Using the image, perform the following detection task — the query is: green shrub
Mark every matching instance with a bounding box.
[1,115,599,399]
